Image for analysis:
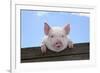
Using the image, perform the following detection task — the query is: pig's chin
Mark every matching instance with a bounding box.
[49,45,65,52]
[53,47,65,52]
[46,41,67,52]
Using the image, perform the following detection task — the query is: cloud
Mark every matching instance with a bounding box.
[71,13,90,17]
[36,11,49,16]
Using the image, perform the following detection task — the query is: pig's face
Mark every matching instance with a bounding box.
[44,22,70,52]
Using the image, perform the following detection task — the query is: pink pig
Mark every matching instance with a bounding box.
[41,22,73,53]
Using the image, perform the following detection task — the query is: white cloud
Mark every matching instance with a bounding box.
[71,13,90,17]
[36,11,90,17]
[36,11,49,16]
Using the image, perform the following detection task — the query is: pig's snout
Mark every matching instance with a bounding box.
[55,41,62,45]
[53,41,63,48]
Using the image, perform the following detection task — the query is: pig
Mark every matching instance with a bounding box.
[41,22,73,53]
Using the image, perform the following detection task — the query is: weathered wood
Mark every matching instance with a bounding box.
[21,43,89,63]
[22,54,89,63]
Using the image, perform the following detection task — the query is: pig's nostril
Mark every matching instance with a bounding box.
[56,42,62,45]
[56,42,59,44]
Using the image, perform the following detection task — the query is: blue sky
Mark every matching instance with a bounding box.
[21,10,90,48]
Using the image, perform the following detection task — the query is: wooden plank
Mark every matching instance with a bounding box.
[21,43,89,63]
[22,54,89,63]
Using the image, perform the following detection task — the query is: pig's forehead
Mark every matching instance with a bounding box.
[49,27,65,35]
[52,27,63,31]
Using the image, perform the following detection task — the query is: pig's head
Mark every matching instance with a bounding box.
[44,22,70,52]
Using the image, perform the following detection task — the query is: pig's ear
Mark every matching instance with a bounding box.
[44,22,51,35]
[63,24,70,34]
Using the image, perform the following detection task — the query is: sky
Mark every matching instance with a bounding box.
[21,10,90,48]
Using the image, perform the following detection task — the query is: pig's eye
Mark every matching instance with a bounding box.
[50,35,54,38]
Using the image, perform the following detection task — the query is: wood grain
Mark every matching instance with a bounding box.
[21,43,89,63]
